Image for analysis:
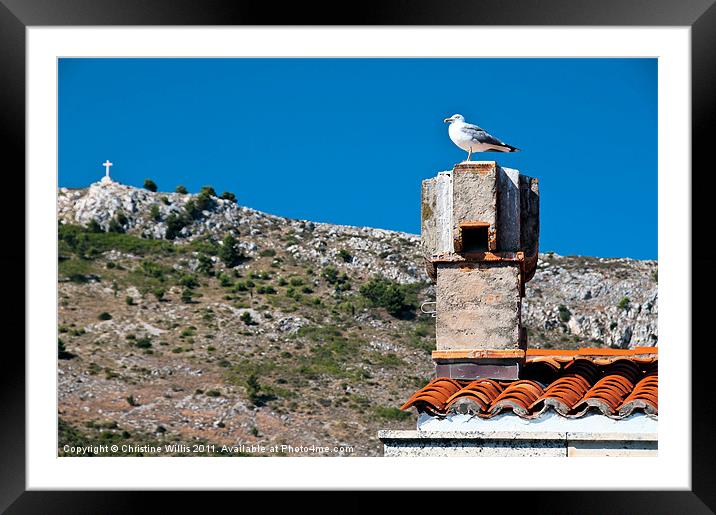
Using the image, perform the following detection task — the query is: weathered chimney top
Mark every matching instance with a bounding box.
[421,161,540,380]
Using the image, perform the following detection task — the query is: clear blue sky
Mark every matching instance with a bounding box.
[59,58,657,259]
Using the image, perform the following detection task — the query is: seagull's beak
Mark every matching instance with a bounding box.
[443,117,453,123]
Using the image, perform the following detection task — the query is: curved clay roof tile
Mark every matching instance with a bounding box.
[444,379,504,413]
[489,380,545,417]
[399,378,463,412]
[617,374,658,417]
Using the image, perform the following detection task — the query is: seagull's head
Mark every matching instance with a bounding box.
[443,114,464,124]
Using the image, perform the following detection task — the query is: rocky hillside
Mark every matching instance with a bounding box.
[56,180,657,457]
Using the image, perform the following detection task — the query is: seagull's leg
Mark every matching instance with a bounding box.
[466,148,472,161]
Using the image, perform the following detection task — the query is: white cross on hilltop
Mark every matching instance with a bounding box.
[101,160,114,184]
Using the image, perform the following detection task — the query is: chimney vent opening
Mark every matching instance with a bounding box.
[458,222,490,253]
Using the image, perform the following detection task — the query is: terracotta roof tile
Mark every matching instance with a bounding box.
[399,378,463,416]
[401,353,658,420]
[444,379,503,415]
[489,380,544,417]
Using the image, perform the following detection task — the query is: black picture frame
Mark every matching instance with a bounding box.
[2,1,713,512]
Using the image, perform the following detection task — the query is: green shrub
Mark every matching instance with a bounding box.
[220,191,236,202]
[86,219,103,233]
[135,337,152,349]
[58,339,74,360]
[205,389,221,397]
[240,311,255,325]
[140,260,166,279]
[165,212,191,240]
[150,204,161,221]
[200,185,217,197]
[143,179,158,192]
[359,276,414,317]
[218,273,233,288]
[97,312,112,321]
[107,213,127,234]
[185,190,214,215]
[175,185,188,194]
[322,266,350,291]
[219,235,241,267]
[197,254,214,276]
[153,287,165,301]
[179,274,199,289]
[183,200,198,220]
[125,296,135,306]
[617,297,630,310]
[126,395,139,406]
[259,249,276,257]
[58,224,88,256]
[558,305,571,323]
[337,249,353,262]
[246,374,262,406]
[321,265,338,284]
[181,288,193,303]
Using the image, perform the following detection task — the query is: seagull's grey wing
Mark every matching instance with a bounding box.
[460,124,507,147]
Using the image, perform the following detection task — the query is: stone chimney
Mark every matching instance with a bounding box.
[421,161,539,380]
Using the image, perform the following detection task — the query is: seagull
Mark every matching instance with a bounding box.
[444,114,520,161]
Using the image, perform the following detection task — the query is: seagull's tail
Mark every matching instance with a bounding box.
[490,144,520,152]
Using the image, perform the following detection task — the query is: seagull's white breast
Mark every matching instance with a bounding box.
[448,121,491,152]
